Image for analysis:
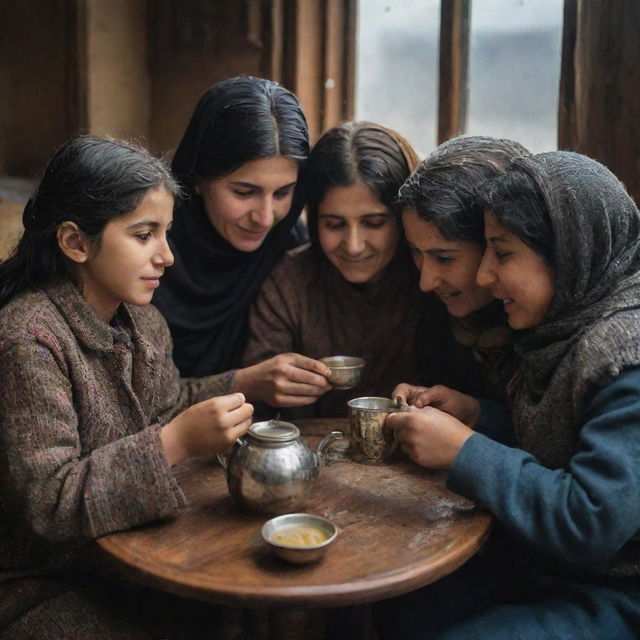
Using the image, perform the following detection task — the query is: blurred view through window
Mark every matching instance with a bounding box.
[356,0,563,158]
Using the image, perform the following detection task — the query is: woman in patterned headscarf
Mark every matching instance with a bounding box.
[377,151,640,639]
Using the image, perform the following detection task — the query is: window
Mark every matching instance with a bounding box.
[356,0,563,156]
[355,0,440,159]
[467,0,563,152]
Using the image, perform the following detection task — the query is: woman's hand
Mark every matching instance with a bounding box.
[234,353,332,407]
[385,406,475,469]
[392,383,480,427]
[161,393,253,466]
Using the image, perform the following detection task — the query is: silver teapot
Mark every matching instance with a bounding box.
[217,421,343,514]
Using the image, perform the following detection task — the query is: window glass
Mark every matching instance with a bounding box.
[355,0,440,159]
[468,0,563,152]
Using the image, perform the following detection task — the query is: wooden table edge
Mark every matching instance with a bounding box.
[97,510,492,608]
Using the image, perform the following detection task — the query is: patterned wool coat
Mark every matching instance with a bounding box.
[0,280,234,638]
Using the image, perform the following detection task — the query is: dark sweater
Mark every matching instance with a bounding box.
[243,244,425,417]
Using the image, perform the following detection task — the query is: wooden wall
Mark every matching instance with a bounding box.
[0,0,77,176]
[3,0,638,200]
[558,0,640,203]
[0,0,354,175]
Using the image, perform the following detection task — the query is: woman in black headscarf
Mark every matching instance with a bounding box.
[376,151,640,638]
[154,76,333,407]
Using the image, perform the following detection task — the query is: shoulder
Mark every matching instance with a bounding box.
[577,308,640,358]
[0,288,67,349]
[266,243,316,285]
[574,308,640,385]
[127,303,172,346]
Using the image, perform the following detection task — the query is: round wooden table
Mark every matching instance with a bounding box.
[98,418,491,637]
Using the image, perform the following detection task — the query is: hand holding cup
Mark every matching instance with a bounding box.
[392,383,480,427]
[385,405,474,469]
[235,353,333,407]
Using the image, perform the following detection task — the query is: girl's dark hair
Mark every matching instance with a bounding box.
[171,76,310,191]
[395,135,529,245]
[0,135,179,307]
[474,169,555,265]
[302,121,419,246]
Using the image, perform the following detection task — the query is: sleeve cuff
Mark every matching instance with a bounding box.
[447,432,511,500]
[87,424,186,537]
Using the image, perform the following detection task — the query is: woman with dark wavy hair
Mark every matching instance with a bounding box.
[243,121,425,417]
[393,135,529,405]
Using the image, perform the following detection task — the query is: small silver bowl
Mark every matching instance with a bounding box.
[320,356,365,390]
[261,513,338,565]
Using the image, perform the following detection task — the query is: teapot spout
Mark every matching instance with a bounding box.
[315,430,345,467]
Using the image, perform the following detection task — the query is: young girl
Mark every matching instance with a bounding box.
[0,136,253,638]
[153,76,334,410]
[242,121,425,417]
[393,135,528,403]
[378,151,640,638]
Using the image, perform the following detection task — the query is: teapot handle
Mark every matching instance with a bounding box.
[216,437,245,470]
[315,430,345,467]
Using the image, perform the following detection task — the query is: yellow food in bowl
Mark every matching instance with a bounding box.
[270,525,329,547]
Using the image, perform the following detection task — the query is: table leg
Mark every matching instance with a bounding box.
[265,604,376,640]
[268,607,325,640]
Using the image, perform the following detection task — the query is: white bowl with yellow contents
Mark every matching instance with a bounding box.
[261,513,338,565]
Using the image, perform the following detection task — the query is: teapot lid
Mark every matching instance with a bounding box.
[249,421,300,443]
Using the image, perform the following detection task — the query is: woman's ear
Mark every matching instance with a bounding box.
[57,222,91,264]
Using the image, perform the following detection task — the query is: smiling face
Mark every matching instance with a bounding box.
[402,207,493,317]
[477,212,555,329]
[195,155,298,252]
[75,186,175,321]
[317,182,400,284]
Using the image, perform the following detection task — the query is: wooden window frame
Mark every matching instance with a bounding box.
[258,0,357,141]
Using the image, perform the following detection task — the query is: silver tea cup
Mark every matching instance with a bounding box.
[347,396,398,464]
[320,356,365,390]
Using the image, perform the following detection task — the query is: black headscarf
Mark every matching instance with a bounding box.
[153,77,309,377]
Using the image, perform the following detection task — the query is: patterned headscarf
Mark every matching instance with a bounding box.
[511,151,640,397]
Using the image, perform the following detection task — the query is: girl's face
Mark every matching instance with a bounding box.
[317,182,400,284]
[195,156,298,252]
[75,186,175,321]
[402,208,493,318]
[477,212,555,329]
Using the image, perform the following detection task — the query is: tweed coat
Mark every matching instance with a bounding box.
[0,279,233,635]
